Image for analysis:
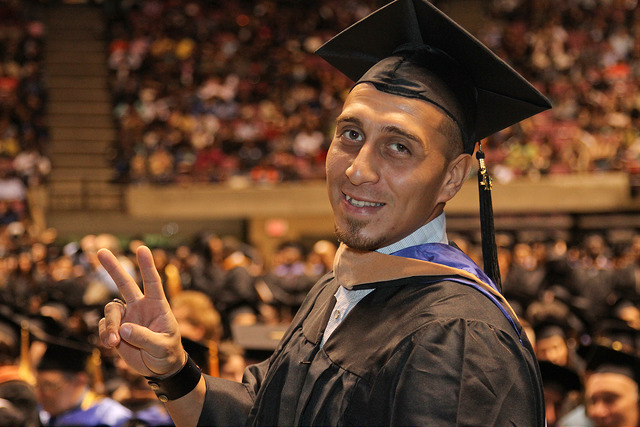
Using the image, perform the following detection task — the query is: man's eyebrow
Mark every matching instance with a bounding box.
[335,115,362,128]
[335,116,425,147]
[381,125,424,146]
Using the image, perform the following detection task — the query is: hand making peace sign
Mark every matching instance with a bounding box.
[98,245,186,378]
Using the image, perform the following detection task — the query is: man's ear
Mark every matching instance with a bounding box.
[437,153,473,204]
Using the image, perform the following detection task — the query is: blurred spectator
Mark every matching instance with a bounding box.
[539,360,582,427]
[110,355,173,427]
[261,241,316,322]
[0,159,28,223]
[217,340,247,383]
[583,346,640,427]
[218,237,264,334]
[570,234,617,319]
[0,309,39,427]
[170,290,222,345]
[171,290,223,376]
[305,239,337,278]
[532,319,584,374]
[502,241,548,308]
[35,341,132,427]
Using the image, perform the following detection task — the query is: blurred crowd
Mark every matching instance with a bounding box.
[0,219,639,425]
[478,0,639,182]
[104,0,639,185]
[0,1,51,225]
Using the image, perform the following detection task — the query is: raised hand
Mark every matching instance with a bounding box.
[98,245,185,378]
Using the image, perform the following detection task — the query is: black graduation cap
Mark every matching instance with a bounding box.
[582,344,640,386]
[0,306,23,361]
[182,336,212,375]
[538,360,582,394]
[231,323,287,363]
[35,339,93,374]
[26,309,94,374]
[315,0,551,154]
[590,317,640,356]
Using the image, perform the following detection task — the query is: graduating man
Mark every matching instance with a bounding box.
[98,1,551,426]
[35,342,132,427]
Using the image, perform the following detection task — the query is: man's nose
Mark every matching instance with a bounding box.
[345,143,379,185]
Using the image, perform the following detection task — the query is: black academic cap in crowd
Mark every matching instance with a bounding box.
[182,336,211,375]
[26,309,94,374]
[533,317,571,342]
[590,317,640,356]
[582,344,640,386]
[231,323,287,362]
[538,360,582,393]
[536,324,567,342]
[315,0,552,153]
[0,306,23,360]
[35,338,93,374]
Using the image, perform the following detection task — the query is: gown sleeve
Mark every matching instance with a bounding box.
[384,317,544,427]
[197,359,270,426]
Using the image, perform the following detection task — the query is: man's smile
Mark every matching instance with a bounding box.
[344,194,385,208]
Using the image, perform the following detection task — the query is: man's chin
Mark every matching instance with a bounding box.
[334,224,385,251]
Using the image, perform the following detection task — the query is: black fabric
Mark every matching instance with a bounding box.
[198,271,544,426]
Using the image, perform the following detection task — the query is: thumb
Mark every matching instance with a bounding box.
[119,322,184,373]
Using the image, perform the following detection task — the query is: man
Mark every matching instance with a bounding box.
[538,360,582,427]
[559,344,640,427]
[0,307,39,426]
[98,1,550,426]
[110,353,173,426]
[559,317,640,427]
[584,351,640,427]
[35,341,133,427]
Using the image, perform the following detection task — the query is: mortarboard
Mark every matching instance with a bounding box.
[315,0,551,153]
[182,336,216,376]
[538,360,582,394]
[316,0,552,289]
[590,317,640,356]
[231,323,287,363]
[35,340,93,374]
[27,309,95,375]
[582,344,640,386]
[0,306,22,361]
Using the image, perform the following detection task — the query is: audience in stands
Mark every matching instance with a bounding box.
[102,0,638,185]
[0,1,49,224]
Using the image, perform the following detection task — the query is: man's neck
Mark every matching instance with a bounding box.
[376,212,448,255]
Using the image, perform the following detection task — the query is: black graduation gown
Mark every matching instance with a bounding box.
[198,245,545,427]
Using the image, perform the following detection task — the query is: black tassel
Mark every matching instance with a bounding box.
[476,145,502,291]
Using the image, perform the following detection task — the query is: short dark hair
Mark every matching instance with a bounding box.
[438,115,465,161]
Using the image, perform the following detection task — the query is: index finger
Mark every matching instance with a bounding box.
[97,248,144,302]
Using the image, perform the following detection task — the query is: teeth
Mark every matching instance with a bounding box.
[346,195,384,208]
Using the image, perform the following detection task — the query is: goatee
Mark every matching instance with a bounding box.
[334,218,386,251]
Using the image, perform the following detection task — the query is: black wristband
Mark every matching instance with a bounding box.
[145,355,202,402]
